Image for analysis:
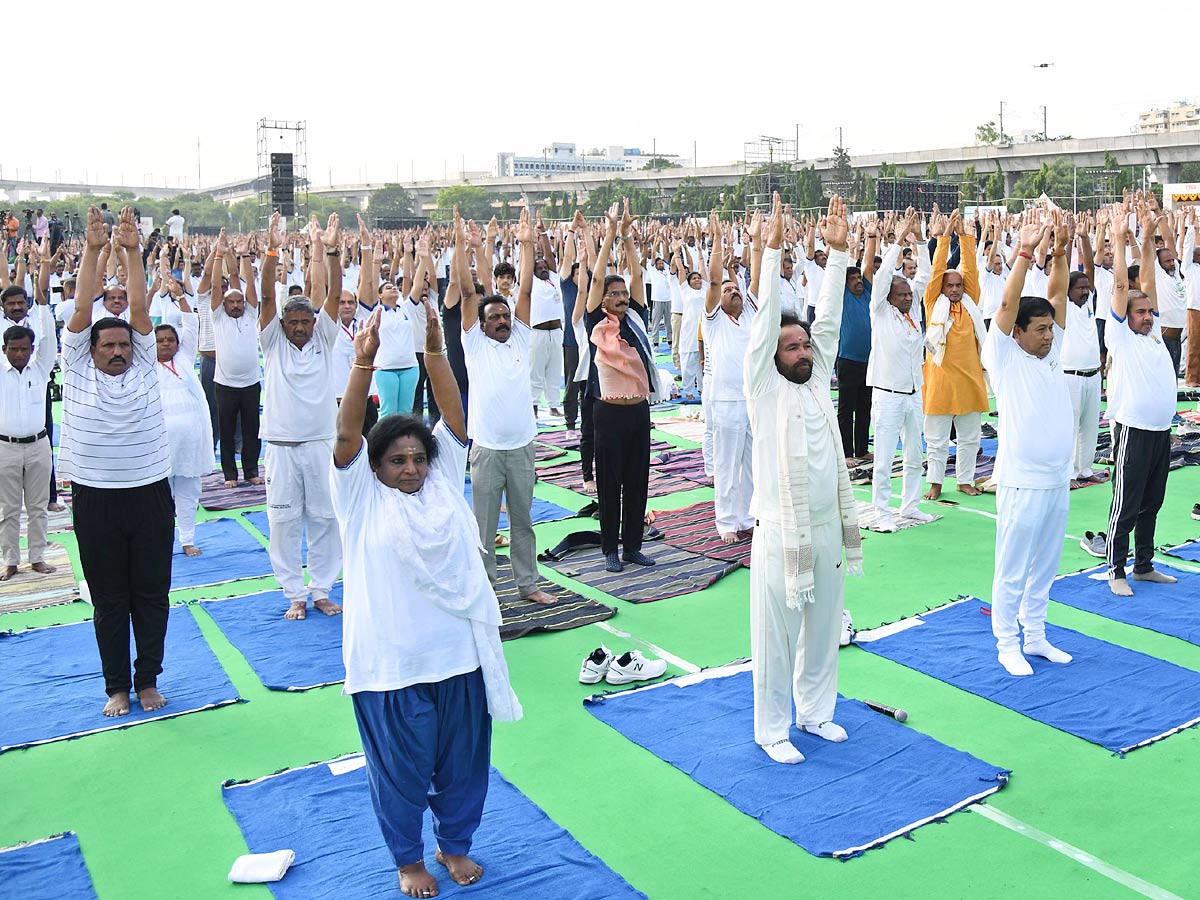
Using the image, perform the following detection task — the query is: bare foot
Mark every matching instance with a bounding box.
[923,484,942,501]
[845,457,859,468]
[284,600,308,620]
[494,534,509,548]
[521,589,557,606]
[0,565,17,582]
[103,692,131,717]
[248,476,264,485]
[719,531,738,544]
[398,861,439,898]
[224,480,238,488]
[435,849,483,887]
[313,597,343,616]
[182,545,202,557]
[706,476,714,486]
[137,687,167,712]
[47,502,66,512]
[582,480,597,494]
[31,561,57,574]
[957,483,982,496]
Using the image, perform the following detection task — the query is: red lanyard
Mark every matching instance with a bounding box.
[161,359,179,377]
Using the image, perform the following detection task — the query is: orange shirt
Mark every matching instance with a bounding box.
[923,234,987,415]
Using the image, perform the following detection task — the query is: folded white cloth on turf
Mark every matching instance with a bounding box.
[228,849,295,883]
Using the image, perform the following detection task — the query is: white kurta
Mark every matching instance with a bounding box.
[745,245,849,743]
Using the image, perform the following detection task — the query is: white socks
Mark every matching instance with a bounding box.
[1024,639,1073,664]
[1131,570,1178,584]
[761,739,805,764]
[997,650,1034,677]
[1109,577,1133,597]
[874,512,898,533]
[901,508,937,523]
[802,721,848,743]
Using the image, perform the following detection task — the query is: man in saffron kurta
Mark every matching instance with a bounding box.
[922,210,986,500]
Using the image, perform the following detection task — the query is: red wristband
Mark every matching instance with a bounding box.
[1018,251,1033,260]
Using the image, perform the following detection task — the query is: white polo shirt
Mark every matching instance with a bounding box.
[678,285,705,355]
[373,302,417,371]
[0,305,56,438]
[529,272,564,327]
[701,304,755,401]
[981,323,1072,489]
[59,324,172,488]
[1106,311,1175,432]
[211,302,262,388]
[1060,296,1101,371]
[462,319,536,450]
[259,310,340,442]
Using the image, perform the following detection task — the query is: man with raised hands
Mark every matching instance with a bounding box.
[745,194,863,765]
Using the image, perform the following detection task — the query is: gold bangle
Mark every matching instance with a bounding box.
[424,349,446,357]
[352,363,377,371]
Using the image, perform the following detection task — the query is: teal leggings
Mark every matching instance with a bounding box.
[375,366,419,419]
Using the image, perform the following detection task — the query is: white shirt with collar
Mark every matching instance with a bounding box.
[1183,227,1200,312]
[462,318,536,451]
[1154,261,1187,328]
[529,272,563,326]
[212,301,263,388]
[1105,310,1176,432]
[1060,295,1101,371]
[373,301,417,371]
[259,310,341,442]
[702,302,755,401]
[867,244,926,394]
[981,322,1072,489]
[0,305,56,438]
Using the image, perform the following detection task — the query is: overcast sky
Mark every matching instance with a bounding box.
[7,0,1193,192]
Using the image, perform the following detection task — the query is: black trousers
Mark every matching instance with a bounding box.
[199,355,219,449]
[563,346,583,429]
[593,399,650,554]
[412,352,441,426]
[215,382,261,481]
[835,357,872,458]
[1107,424,1170,579]
[45,380,57,503]
[73,479,174,696]
[579,389,595,481]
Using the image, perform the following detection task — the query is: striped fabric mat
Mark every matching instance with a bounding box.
[535,460,704,498]
[493,558,616,640]
[855,502,942,533]
[653,417,707,443]
[541,541,741,603]
[652,448,710,485]
[652,501,751,567]
[20,505,74,537]
[200,472,266,511]
[0,542,78,614]
[535,444,567,463]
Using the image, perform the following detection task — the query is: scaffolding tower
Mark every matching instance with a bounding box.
[256,119,308,228]
[743,135,799,211]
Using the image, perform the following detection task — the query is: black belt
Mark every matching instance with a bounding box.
[1064,368,1100,377]
[874,386,916,395]
[533,320,562,331]
[0,429,47,444]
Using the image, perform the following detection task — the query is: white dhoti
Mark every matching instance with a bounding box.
[1066,371,1101,479]
[872,390,923,517]
[924,412,981,486]
[750,517,845,745]
[265,439,343,603]
[711,400,754,533]
[991,484,1069,653]
[528,326,563,410]
[167,475,203,546]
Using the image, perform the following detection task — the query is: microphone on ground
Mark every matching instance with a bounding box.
[864,700,908,723]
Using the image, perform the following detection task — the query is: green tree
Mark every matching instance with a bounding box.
[367,184,415,221]
[985,165,1006,202]
[582,179,651,217]
[831,146,853,184]
[672,177,721,215]
[924,161,940,182]
[960,164,979,203]
[643,157,682,170]
[432,184,494,221]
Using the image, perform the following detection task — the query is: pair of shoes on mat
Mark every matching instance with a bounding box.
[1079,531,1107,558]
[1192,503,1200,521]
[579,645,668,685]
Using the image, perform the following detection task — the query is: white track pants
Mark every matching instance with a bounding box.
[750,518,844,744]
[711,400,754,533]
[871,390,923,517]
[529,327,563,411]
[991,484,1068,653]
[265,440,343,603]
[925,412,981,486]
[168,475,202,547]
[1066,372,1101,479]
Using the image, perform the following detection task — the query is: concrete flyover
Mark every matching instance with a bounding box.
[0,179,180,203]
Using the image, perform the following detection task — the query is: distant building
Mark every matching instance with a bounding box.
[1137,102,1200,135]
[495,143,685,177]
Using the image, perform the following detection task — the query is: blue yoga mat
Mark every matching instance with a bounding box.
[857,598,1200,754]
[1050,562,1200,647]
[172,517,272,591]
[462,480,576,530]
[223,756,647,899]
[0,833,98,900]
[242,510,308,555]
[1162,540,1200,564]
[0,606,243,753]
[585,665,1009,858]
[201,585,345,691]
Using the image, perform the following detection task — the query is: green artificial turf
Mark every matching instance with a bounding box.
[3,397,1199,900]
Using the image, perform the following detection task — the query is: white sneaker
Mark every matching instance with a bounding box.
[1078,531,1107,559]
[839,610,854,647]
[802,721,848,742]
[578,645,614,684]
[605,650,668,685]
